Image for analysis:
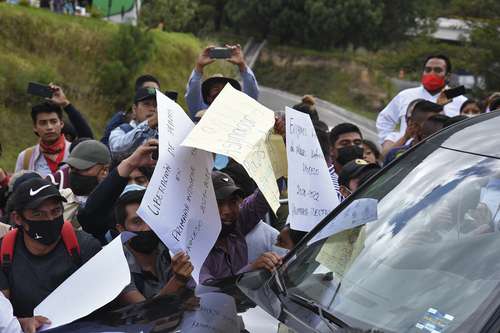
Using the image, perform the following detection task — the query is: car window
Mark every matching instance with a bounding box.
[281,146,500,332]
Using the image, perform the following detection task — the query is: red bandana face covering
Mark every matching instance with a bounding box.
[421,74,445,92]
[39,134,66,173]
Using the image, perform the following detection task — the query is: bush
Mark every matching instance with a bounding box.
[97,24,154,109]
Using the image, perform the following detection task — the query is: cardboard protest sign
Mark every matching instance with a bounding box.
[137,91,221,283]
[34,233,133,331]
[267,133,288,179]
[315,227,366,278]
[285,106,340,231]
[182,84,280,212]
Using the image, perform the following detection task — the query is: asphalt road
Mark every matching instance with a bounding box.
[258,86,379,144]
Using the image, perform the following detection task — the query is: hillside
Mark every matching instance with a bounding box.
[254,46,394,120]
[0,4,233,170]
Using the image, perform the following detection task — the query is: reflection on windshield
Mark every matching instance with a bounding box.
[282,147,500,333]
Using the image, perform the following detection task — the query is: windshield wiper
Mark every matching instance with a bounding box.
[288,293,349,329]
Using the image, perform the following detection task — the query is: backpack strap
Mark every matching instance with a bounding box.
[22,146,35,171]
[1,228,18,275]
[118,123,134,133]
[61,221,82,266]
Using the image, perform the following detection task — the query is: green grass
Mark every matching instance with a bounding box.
[0,4,234,171]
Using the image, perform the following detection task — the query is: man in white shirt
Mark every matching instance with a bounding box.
[376,55,467,154]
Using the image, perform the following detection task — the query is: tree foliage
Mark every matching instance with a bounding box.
[140,0,198,31]
[98,24,154,108]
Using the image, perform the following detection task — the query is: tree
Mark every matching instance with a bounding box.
[468,20,500,92]
[140,0,198,31]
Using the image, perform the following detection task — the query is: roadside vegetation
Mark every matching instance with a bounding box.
[0,4,233,169]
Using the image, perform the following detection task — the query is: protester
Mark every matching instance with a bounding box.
[15,102,70,177]
[200,171,281,284]
[1,172,42,225]
[185,44,259,119]
[127,167,152,187]
[108,87,158,159]
[362,140,382,166]
[292,95,320,123]
[101,75,160,145]
[376,54,467,153]
[338,159,381,197]
[0,178,101,324]
[485,92,500,113]
[460,100,482,118]
[329,123,364,173]
[77,140,157,244]
[384,100,443,164]
[421,114,451,140]
[49,139,111,197]
[114,187,194,303]
[275,225,307,251]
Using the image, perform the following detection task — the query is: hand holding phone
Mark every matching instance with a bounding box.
[443,85,466,99]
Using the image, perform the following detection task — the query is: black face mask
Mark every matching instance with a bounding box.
[219,221,237,238]
[337,145,364,166]
[22,215,64,246]
[129,230,160,254]
[70,172,99,196]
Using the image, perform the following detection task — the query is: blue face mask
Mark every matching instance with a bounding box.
[214,154,229,170]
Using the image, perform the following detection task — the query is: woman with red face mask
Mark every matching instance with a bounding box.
[376,54,468,156]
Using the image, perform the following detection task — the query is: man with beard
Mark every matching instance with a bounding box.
[199,171,282,285]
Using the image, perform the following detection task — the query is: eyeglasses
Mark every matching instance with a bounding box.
[424,66,445,74]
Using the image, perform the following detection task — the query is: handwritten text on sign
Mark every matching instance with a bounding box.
[182,84,280,212]
[286,106,340,231]
[138,91,221,283]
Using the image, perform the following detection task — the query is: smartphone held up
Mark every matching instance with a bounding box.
[27,82,53,98]
[208,47,232,59]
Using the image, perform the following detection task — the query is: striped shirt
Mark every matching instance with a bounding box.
[329,164,344,203]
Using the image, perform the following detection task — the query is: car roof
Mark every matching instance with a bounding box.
[427,111,500,158]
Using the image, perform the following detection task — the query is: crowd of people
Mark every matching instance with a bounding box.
[0,45,499,332]
[6,0,91,16]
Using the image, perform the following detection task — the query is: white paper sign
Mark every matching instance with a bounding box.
[181,84,280,212]
[34,233,133,331]
[137,91,221,283]
[308,198,378,244]
[180,292,240,332]
[286,106,340,231]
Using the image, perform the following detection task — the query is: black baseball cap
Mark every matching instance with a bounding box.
[134,87,156,104]
[11,178,66,211]
[212,171,243,201]
[339,159,381,187]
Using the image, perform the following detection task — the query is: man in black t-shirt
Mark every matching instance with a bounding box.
[0,178,101,332]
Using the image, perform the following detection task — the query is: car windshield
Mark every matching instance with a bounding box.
[280,144,500,332]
